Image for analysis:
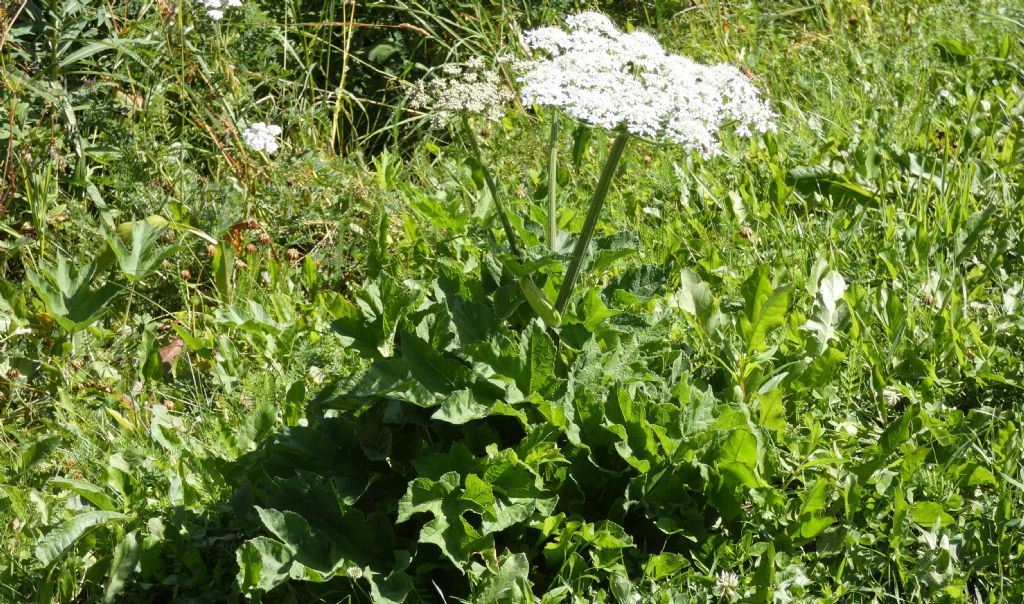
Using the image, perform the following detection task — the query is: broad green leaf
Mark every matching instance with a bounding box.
[910,502,955,527]
[751,542,775,603]
[103,530,141,603]
[715,428,762,488]
[367,568,415,604]
[800,479,831,517]
[527,323,557,397]
[432,389,492,424]
[755,389,786,433]
[26,255,121,332]
[236,536,294,594]
[51,478,117,512]
[798,515,834,539]
[106,217,171,282]
[472,552,530,603]
[18,434,60,474]
[670,269,716,332]
[718,428,758,469]
[801,270,847,354]
[643,553,689,580]
[740,267,790,352]
[213,242,234,304]
[418,514,493,568]
[954,206,996,265]
[611,574,639,604]
[35,511,126,566]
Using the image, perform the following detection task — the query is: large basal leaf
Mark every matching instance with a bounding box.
[34,510,127,566]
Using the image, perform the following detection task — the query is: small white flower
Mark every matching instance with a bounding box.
[980,99,991,113]
[518,11,775,156]
[241,122,283,154]
[882,386,901,406]
[346,566,363,580]
[713,570,740,599]
[195,0,241,20]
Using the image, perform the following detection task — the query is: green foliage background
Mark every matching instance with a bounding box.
[2,0,1024,602]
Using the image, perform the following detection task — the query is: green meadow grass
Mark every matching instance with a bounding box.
[2,0,1024,602]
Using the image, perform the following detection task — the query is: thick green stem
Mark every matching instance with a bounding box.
[554,131,630,315]
[546,117,559,252]
[461,113,522,260]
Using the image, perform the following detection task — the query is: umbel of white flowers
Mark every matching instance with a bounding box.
[196,0,241,20]
[519,12,775,157]
[241,122,282,154]
[410,57,513,128]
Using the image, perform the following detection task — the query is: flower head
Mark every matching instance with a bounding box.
[410,58,513,128]
[241,122,282,154]
[882,386,901,406]
[196,0,241,20]
[518,12,775,156]
[713,570,741,599]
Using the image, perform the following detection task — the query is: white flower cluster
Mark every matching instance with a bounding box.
[518,12,776,157]
[713,570,741,599]
[241,122,282,154]
[196,0,241,21]
[410,57,514,128]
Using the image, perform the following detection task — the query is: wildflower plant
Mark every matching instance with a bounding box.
[413,12,775,327]
[410,58,522,258]
[517,11,776,316]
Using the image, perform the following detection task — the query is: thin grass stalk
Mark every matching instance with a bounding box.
[461,113,522,260]
[546,116,559,252]
[554,130,630,315]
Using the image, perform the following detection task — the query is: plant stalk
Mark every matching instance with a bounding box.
[554,130,630,315]
[546,117,559,252]
[461,113,522,260]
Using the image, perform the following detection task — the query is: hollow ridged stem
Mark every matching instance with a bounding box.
[461,113,522,260]
[554,130,630,315]
[546,117,559,252]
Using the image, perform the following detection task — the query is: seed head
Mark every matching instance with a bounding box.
[180,269,192,281]
[285,248,301,262]
[245,243,258,255]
